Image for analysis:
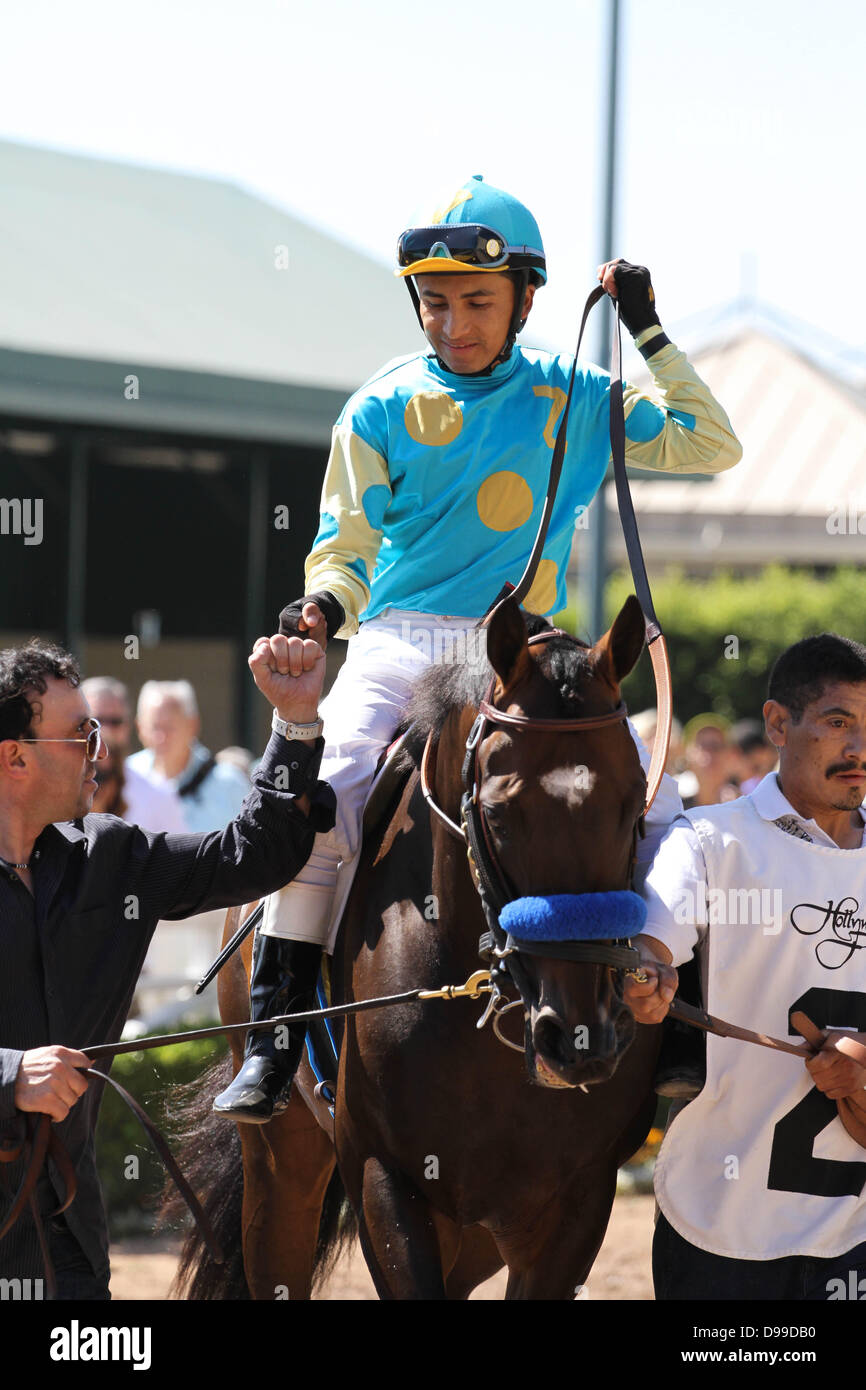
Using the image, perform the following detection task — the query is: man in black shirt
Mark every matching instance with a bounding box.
[0,629,335,1298]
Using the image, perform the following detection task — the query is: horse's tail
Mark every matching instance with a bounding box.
[160,1052,250,1300]
[160,1051,358,1298]
[312,1162,358,1293]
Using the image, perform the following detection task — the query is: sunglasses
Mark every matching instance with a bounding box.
[17,718,104,761]
[397,223,515,270]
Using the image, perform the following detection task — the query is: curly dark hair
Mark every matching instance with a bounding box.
[767,633,866,722]
[0,639,81,742]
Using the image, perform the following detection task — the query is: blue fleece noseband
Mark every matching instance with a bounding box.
[499,891,647,943]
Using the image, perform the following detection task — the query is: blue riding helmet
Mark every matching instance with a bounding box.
[395,174,547,284]
[395,175,547,374]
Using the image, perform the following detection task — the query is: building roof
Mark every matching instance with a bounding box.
[605,324,866,568]
[0,139,426,438]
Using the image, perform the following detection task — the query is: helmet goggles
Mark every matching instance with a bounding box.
[396,223,544,278]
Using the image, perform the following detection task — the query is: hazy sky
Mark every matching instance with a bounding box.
[3,0,864,361]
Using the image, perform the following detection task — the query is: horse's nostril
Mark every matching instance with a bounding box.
[533,1011,575,1066]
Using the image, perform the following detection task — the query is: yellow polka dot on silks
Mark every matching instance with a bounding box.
[476,471,534,532]
[523,558,559,615]
[404,392,464,446]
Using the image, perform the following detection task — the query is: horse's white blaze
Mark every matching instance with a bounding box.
[538,765,597,804]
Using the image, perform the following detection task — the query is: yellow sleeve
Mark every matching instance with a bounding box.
[621,328,742,475]
[304,424,392,639]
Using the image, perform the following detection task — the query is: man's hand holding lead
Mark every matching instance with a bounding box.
[623,958,679,1025]
[807,1031,866,1102]
[14,1046,92,1122]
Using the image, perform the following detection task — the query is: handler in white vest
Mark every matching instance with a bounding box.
[625,632,866,1300]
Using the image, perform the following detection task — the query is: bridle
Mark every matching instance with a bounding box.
[420,630,644,1023]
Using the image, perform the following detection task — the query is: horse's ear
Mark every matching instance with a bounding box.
[486,594,530,691]
[592,594,646,689]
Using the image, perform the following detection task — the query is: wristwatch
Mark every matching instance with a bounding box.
[272,709,324,741]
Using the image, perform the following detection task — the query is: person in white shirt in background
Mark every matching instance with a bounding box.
[625,631,866,1301]
[80,677,187,832]
[128,680,249,833]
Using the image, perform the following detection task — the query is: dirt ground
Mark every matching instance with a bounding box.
[109,1192,655,1301]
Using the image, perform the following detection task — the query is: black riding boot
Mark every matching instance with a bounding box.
[213,932,322,1124]
[653,957,706,1098]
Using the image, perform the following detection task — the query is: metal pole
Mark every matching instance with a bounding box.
[240,449,269,749]
[65,434,88,664]
[584,0,620,641]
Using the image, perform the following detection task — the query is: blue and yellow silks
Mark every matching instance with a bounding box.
[305,332,742,638]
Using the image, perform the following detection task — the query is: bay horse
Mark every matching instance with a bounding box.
[171,593,660,1299]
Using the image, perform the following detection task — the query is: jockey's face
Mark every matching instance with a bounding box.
[415,272,535,374]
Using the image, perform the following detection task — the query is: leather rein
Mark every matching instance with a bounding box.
[419,288,673,1012]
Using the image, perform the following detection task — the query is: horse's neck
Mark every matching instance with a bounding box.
[428,707,489,961]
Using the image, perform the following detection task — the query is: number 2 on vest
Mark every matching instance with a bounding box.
[767,987,866,1198]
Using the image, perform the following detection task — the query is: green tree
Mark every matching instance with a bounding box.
[555,566,866,724]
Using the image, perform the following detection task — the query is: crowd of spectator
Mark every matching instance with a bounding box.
[631,706,778,809]
[81,676,253,835]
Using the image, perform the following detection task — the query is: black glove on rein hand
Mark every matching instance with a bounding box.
[612,260,661,336]
[279,591,345,642]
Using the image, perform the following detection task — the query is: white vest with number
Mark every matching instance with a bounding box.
[654,795,866,1260]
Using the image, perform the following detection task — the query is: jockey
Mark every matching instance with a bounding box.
[214,174,742,1122]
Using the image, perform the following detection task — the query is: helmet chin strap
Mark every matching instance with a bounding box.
[407,271,530,377]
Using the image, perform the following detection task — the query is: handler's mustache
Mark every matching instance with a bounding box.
[825,761,866,778]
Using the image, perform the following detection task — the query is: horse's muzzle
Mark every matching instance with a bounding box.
[529,1002,634,1089]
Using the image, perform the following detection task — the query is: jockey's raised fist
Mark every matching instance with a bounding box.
[597,259,661,337]
[278,590,345,648]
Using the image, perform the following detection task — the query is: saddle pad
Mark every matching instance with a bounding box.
[362,731,411,833]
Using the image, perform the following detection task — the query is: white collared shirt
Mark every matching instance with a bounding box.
[646,771,866,1260]
[644,772,866,964]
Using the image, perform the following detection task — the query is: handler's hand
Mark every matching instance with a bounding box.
[14,1046,92,1122]
[807,1030,866,1102]
[249,633,326,726]
[622,959,679,1026]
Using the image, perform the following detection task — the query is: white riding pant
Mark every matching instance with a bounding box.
[260,610,485,951]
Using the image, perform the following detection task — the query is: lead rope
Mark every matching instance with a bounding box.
[0,972,497,1284]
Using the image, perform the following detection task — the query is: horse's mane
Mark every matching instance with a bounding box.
[398,612,595,769]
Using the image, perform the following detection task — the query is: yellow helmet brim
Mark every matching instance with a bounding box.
[394,259,506,279]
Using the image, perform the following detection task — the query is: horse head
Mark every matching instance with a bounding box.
[477,593,648,1090]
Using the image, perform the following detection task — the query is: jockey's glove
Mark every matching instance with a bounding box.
[279,591,345,643]
[612,260,661,336]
